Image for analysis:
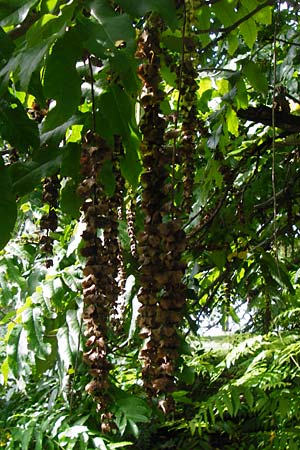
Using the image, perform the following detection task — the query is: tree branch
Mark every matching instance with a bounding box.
[200,0,275,53]
[8,10,40,40]
[237,106,300,133]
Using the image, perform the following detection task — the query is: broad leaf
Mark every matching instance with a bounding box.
[22,305,51,359]
[9,147,62,197]
[0,157,17,249]
[115,0,178,29]
[99,159,116,197]
[0,92,39,151]
[43,28,82,130]
[0,0,37,26]
[243,60,268,94]
[239,17,257,49]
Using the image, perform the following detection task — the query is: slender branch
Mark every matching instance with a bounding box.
[8,11,40,40]
[237,106,300,133]
[273,38,300,48]
[200,0,275,53]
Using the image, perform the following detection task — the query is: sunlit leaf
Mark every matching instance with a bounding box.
[239,17,257,49]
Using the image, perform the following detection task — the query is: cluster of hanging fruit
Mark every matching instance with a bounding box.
[39,186,58,263]
[26,99,58,268]
[177,0,200,215]
[136,14,187,411]
[39,175,60,266]
[77,131,121,430]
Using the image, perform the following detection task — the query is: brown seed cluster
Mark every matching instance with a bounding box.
[136,16,187,410]
[40,174,60,267]
[126,198,138,259]
[78,131,121,428]
[179,60,198,213]
[178,4,199,215]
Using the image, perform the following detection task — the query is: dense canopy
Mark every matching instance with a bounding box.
[1,1,300,449]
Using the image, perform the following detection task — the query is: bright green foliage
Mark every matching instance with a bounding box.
[0,0,300,449]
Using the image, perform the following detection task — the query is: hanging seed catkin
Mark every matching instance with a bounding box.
[136,14,187,412]
[78,131,121,430]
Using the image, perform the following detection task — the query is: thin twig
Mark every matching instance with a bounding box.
[200,0,274,53]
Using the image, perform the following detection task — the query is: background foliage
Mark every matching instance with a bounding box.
[1,0,300,448]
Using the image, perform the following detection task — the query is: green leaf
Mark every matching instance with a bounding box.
[9,147,62,197]
[99,160,116,197]
[213,1,236,27]
[127,419,139,439]
[0,92,39,151]
[259,251,295,294]
[108,443,133,449]
[97,86,142,188]
[57,324,73,370]
[116,0,178,29]
[21,423,35,450]
[231,388,241,416]
[114,391,151,436]
[120,133,142,189]
[254,6,272,25]
[229,306,240,324]
[58,425,89,439]
[226,107,239,136]
[0,356,9,384]
[0,41,49,91]
[236,78,248,109]
[41,114,83,145]
[43,28,82,130]
[211,250,226,270]
[243,60,268,94]
[60,179,81,219]
[61,267,81,292]
[0,0,37,26]
[243,387,254,408]
[180,365,196,385]
[6,324,28,379]
[0,26,14,62]
[0,158,17,249]
[61,142,81,178]
[23,305,51,359]
[239,17,257,49]
[227,32,239,56]
[109,51,139,95]
[98,85,134,140]
[66,309,82,355]
[25,13,66,47]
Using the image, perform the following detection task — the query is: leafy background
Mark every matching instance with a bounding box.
[1,0,300,449]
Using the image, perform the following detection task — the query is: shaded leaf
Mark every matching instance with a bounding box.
[116,0,178,29]
[0,92,39,151]
[0,158,17,249]
[43,27,82,130]
[9,147,62,197]
[243,60,268,94]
